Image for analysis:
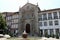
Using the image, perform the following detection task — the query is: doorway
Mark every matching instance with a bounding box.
[26,24,30,33]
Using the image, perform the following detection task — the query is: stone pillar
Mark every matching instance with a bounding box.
[59,29,60,36]
[59,29,60,33]
[48,29,50,35]
[54,29,56,35]
[43,29,44,36]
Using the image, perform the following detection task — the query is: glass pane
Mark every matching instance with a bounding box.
[43,13,47,20]
[48,13,52,20]
[50,29,53,35]
[53,12,58,19]
[38,15,42,21]
[44,22,47,26]
[59,12,60,19]
[49,21,53,26]
[38,18,42,21]
[54,20,59,25]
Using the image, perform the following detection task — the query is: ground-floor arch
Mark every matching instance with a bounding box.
[26,24,30,33]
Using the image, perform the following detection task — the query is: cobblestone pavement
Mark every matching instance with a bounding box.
[38,37,60,40]
[1,37,60,40]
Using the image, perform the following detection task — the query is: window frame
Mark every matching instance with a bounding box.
[48,13,52,20]
[43,13,47,20]
[49,21,53,26]
[54,20,59,25]
[53,12,58,19]
[44,21,47,26]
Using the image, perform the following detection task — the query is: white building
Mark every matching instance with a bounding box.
[2,12,19,36]
[39,8,60,36]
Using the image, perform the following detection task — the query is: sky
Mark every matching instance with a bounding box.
[0,0,60,12]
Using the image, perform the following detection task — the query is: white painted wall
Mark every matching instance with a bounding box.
[39,11,60,30]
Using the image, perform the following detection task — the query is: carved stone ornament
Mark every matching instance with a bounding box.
[30,7,34,12]
[27,6,29,9]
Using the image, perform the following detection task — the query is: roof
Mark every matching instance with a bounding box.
[41,8,60,12]
[2,12,19,16]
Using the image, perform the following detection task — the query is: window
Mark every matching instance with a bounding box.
[50,29,53,35]
[59,11,60,19]
[48,13,52,20]
[32,13,34,17]
[54,20,59,25]
[11,19,18,24]
[56,29,59,34]
[13,19,18,23]
[11,24,18,28]
[53,12,58,19]
[44,22,47,26]
[39,22,42,26]
[15,24,18,28]
[12,15,18,19]
[49,21,53,26]
[38,15,42,21]
[7,22,11,25]
[43,13,47,20]
[7,16,11,20]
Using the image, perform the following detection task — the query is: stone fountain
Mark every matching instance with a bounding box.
[22,30,28,38]
[21,30,29,40]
